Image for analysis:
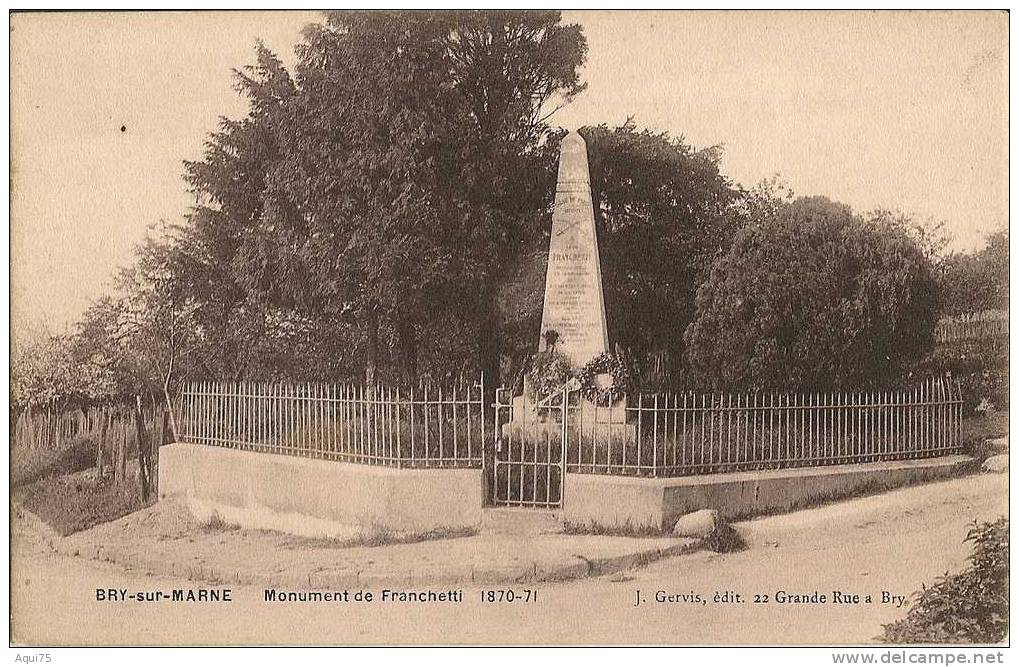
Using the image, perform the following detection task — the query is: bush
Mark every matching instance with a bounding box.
[882,518,1008,643]
[913,338,1008,416]
[685,197,938,391]
[960,410,1009,461]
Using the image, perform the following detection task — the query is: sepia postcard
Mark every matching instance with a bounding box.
[8,9,1010,651]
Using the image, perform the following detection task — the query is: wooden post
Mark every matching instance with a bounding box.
[115,409,127,486]
[134,395,151,501]
[96,406,108,478]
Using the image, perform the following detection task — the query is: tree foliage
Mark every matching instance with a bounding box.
[17,10,990,409]
[685,196,939,391]
[15,11,590,411]
[582,120,743,382]
[11,326,76,413]
[938,229,1009,316]
[181,42,311,380]
[174,11,587,386]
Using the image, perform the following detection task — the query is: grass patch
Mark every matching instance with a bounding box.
[15,470,150,536]
[279,525,479,550]
[702,523,747,553]
[564,517,747,553]
[11,434,97,488]
[961,410,1008,461]
[198,511,241,533]
[562,520,668,537]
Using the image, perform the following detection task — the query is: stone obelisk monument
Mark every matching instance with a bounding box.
[538,131,610,370]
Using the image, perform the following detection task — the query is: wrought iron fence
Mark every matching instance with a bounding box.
[179,375,962,480]
[176,380,486,469]
[496,376,964,479]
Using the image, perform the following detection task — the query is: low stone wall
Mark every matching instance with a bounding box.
[159,442,483,539]
[563,455,977,531]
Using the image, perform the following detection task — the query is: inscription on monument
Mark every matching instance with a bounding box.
[538,132,610,369]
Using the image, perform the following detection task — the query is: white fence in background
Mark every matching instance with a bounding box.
[935,310,1008,344]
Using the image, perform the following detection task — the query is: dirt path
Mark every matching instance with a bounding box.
[11,473,1007,646]
[43,498,697,588]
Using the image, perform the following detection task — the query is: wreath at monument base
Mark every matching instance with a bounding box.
[576,352,632,406]
[526,348,573,403]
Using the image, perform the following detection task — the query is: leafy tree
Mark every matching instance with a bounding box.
[444,11,587,388]
[938,229,1009,316]
[114,228,206,435]
[11,319,128,415]
[68,296,139,401]
[11,326,75,414]
[181,43,309,381]
[685,196,939,391]
[250,10,586,385]
[263,11,460,385]
[582,121,743,383]
[71,12,586,397]
[60,226,206,436]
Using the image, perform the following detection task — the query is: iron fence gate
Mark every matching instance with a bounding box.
[492,388,567,508]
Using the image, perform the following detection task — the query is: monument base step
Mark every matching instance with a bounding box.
[500,418,637,444]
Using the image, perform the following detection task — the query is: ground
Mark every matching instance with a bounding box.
[37,498,697,587]
[10,471,1007,646]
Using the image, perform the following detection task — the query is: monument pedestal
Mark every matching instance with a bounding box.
[500,394,636,444]
[576,397,636,443]
[578,398,627,425]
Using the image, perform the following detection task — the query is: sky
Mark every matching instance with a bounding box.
[10,10,1009,337]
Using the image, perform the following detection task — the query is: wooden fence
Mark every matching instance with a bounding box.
[11,401,170,494]
[935,310,1008,344]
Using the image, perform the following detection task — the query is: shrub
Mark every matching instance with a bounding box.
[882,518,1008,643]
[685,197,938,391]
[913,338,1008,416]
[199,511,240,532]
[702,523,747,553]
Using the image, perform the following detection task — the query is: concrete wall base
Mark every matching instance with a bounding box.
[159,442,483,539]
[562,455,977,531]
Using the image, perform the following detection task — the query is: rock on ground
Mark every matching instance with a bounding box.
[672,509,719,537]
[981,454,1008,473]
[985,436,1008,453]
